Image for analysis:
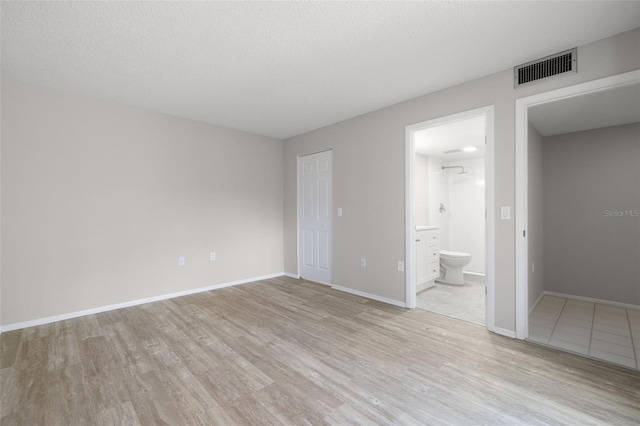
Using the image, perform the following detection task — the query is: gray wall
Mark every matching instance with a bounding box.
[283,28,640,332]
[1,78,284,326]
[543,123,640,304]
[528,124,545,310]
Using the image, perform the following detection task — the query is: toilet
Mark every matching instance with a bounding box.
[438,250,472,285]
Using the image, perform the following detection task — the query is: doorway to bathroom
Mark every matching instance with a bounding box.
[405,106,495,331]
[515,71,640,370]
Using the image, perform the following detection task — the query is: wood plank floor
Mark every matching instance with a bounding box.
[1,277,639,425]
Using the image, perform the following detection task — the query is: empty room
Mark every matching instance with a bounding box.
[1,1,639,425]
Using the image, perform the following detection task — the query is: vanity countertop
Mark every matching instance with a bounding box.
[416,225,438,231]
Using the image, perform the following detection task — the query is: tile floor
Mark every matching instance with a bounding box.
[416,274,485,325]
[529,295,640,370]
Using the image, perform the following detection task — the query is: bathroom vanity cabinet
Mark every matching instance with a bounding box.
[416,226,439,293]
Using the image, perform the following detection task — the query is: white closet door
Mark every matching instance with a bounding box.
[298,151,332,284]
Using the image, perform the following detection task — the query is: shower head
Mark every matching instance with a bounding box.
[442,165,468,174]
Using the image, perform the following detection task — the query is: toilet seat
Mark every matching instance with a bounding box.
[440,250,470,258]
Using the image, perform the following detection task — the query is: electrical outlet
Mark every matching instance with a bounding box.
[397,261,404,272]
[360,258,366,268]
[337,207,343,217]
[178,256,185,266]
[210,252,216,261]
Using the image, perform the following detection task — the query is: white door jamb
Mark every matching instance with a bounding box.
[514,70,640,340]
[405,105,496,333]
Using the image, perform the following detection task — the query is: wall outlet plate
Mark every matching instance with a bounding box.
[210,252,216,261]
[178,256,185,266]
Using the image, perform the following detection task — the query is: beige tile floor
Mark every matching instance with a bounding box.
[529,295,640,370]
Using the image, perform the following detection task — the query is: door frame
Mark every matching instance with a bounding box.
[405,105,495,332]
[297,149,334,284]
[514,69,640,339]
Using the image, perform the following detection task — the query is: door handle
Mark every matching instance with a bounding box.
[415,239,421,242]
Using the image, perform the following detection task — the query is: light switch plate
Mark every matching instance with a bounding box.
[501,206,511,220]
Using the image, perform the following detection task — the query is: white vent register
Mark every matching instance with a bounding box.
[515,48,577,87]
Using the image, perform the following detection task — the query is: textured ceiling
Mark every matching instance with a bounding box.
[2,1,639,139]
[529,83,640,137]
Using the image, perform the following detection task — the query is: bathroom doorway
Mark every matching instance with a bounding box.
[515,71,640,370]
[405,106,495,331]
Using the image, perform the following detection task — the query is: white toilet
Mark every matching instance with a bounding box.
[438,250,472,285]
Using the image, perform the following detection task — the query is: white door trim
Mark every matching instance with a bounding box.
[297,149,333,284]
[405,105,495,332]
[514,70,640,340]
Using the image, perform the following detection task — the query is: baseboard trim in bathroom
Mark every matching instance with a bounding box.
[529,291,546,315]
[331,285,407,308]
[493,327,517,338]
[284,272,300,279]
[416,281,436,293]
[0,272,288,333]
[543,291,640,311]
[463,272,486,285]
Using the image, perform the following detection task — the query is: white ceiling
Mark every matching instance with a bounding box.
[1,2,639,140]
[415,116,485,161]
[528,83,640,136]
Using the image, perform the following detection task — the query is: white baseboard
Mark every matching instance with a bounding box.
[543,291,640,311]
[416,280,435,293]
[0,272,286,333]
[493,327,516,338]
[283,272,300,279]
[300,278,332,286]
[331,285,406,308]
[529,291,546,315]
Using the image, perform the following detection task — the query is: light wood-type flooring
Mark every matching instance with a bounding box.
[1,277,639,425]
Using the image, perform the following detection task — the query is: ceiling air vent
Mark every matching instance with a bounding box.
[442,149,462,154]
[514,48,577,88]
